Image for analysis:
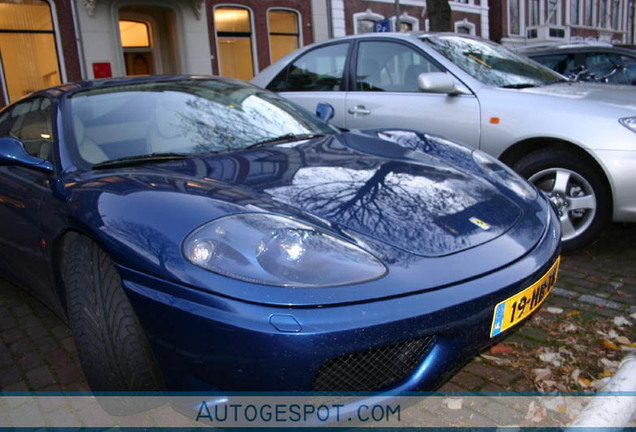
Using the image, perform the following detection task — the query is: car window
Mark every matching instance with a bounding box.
[423,35,566,88]
[266,43,349,92]
[585,53,636,85]
[356,41,442,92]
[68,80,335,167]
[532,53,576,76]
[0,97,54,161]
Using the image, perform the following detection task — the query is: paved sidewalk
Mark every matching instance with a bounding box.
[0,224,635,393]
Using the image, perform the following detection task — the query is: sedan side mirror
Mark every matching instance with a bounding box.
[417,72,461,95]
[315,102,335,123]
[0,137,54,173]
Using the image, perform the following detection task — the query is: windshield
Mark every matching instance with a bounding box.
[66,79,335,167]
[422,35,567,88]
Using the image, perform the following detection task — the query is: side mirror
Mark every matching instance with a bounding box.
[315,102,335,123]
[417,72,460,95]
[0,137,54,173]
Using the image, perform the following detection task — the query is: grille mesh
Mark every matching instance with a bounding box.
[313,336,436,392]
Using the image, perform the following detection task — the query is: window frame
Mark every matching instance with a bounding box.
[267,8,302,64]
[213,5,258,80]
[266,41,352,93]
[0,95,58,168]
[0,0,66,104]
[391,13,420,32]
[350,38,448,93]
[353,10,385,34]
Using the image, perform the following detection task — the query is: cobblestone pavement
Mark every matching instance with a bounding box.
[0,225,634,395]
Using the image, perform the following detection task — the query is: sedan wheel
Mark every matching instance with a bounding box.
[529,167,596,242]
[514,149,611,251]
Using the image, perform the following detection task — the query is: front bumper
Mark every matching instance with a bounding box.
[121,209,560,392]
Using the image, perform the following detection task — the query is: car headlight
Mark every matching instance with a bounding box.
[183,213,386,287]
[472,150,537,200]
[619,117,636,134]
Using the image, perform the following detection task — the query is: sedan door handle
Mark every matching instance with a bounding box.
[347,105,371,116]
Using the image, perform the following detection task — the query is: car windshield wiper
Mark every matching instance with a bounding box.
[501,83,539,89]
[245,133,327,150]
[92,152,191,169]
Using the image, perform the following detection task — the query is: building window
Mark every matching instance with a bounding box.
[529,0,541,25]
[571,0,581,25]
[215,6,255,81]
[600,0,608,26]
[268,10,300,64]
[353,10,385,34]
[611,0,621,28]
[584,0,594,25]
[119,20,154,76]
[509,0,522,34]
[119,20,150,47]
[0,0,61,103]
[455,19,477,35]
[392,13,419,31]
[547,0,562,24]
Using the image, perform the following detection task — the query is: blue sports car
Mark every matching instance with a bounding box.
[0,76,560,393]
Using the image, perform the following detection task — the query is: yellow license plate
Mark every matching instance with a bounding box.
[490,257,560,338]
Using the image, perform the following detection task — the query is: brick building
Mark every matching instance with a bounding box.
[0,0,490,107]
[490,0,635,45]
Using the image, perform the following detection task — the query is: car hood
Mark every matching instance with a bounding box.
[62,132,551,305]
[521,82,636,110]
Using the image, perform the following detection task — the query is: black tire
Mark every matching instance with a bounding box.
[513,149,611,252]
[61,233,164,392]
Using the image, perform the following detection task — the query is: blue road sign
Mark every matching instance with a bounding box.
[374,19,391,32]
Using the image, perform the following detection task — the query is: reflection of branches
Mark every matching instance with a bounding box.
[272,159,493,258]
[109,220,180,272]
[172,91,321,154]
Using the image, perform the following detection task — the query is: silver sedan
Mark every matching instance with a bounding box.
[251,33,636,251]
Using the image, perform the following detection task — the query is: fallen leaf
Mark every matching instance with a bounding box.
[600,358,620,369]
[571,369,581,382]
[614,316,633,327]
[443,398,463,410]
[480,354,511,366]
[566,310,580,317]
[561,323,578,332]
[547,307,564,314]
[615,336,632,345]
[534,368,551,381]
[540,352,562,366]
[578,377,592,387]
[603,339,619,350]
[490,344,513,354]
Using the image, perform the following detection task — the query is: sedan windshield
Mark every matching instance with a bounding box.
[66,79,335,167]
[422,35,567,88]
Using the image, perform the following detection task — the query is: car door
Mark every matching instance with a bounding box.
[345,39,481,148]
[0,97,55,292]
[266,42,351,127]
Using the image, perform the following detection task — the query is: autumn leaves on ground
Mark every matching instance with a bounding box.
[485,306,636,392]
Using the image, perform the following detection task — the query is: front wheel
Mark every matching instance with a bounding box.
[513,150,611,252]
[61,233,164,392]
